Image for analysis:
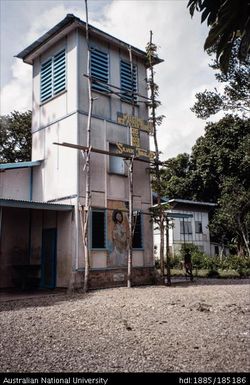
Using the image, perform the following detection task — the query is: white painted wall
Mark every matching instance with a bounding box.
[0,168,31,200]
[32,114,78,202]
[154,208,212,258]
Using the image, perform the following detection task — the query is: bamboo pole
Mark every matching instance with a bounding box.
[165,217,171,286]
[127,45,135,288]
[148,30,165,278]
[82,0,92,293]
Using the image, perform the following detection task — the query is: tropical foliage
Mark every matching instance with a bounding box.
[0,110,32,163]
[187,0,250,72]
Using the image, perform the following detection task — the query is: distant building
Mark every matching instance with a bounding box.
[0,14,162,290]
[154,199,219,257]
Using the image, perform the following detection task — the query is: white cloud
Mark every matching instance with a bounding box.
[91,0,219,158]
[1,0,221,158]
[0,60,32,115]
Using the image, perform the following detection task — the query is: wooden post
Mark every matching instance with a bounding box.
[82,0,92,293]
[148,31,165,278]
[165,217,171,286]
[127,46,135,288]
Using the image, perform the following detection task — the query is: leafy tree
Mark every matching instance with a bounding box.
[0,110,32,163]
[161,115,250,255]
[210,178,250,256]
[191,41,250,119]
[159,153,193,198]
[187,0,250,73]
[190,115,249,202]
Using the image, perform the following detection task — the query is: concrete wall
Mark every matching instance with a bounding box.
[32,114,78,202]
[32,30,78,132]
[0,206,74,289]
[0,168,31,200]
[77,30,148,122]
[3,26,154,289]
[0,207,30,287]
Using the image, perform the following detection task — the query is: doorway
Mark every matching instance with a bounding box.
[41,228,57,289]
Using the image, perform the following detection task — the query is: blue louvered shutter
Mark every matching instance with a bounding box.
[53,50,66,95]
[120,60,137,103]
[91,48,109,92]
[41,58,53,102]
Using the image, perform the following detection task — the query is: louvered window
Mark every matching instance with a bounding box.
[53,50,66,95]
[120,60,137,103]
[132,213,143,249]
[90,48,109,93]
[41,59,53,102]
[91,210,106,249]
[40,50,66,103]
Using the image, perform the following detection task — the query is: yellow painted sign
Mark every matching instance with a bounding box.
[117,113,153,134]
[115,142,155,161]
[131,127,140,147]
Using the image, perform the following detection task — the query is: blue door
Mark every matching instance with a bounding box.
[41,228,57,289]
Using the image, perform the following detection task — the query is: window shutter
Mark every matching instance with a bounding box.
[91,48,109,92]
[120,60,137,103]
[53,50,66,95]
[40,58,53,102]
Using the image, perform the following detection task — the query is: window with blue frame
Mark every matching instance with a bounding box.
[91,210,106,249]
[120,60,137,103]
[40,49,66,103]
[132,212,143,249]
[90,48,109,93]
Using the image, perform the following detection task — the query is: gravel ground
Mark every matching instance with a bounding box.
[0,279,249,373]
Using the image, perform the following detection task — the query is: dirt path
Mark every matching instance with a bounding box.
[0,279,249,372]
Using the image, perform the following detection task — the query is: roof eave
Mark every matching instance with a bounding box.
[16,14,163,66]
[0,160,43,171]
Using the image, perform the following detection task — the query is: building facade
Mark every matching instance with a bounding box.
[0,14,160,290]
[154,199,217,258]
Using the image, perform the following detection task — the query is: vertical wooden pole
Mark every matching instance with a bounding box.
[166,217,171,286]
[148,31,165,278]
[127,46,135,288]
[127,156,134,288]
[82,0,92,293]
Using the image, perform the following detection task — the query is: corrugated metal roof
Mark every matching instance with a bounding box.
[0,198,74,211]
[16,14,163,67]
[0,160,42,171]
[168,199,217,207]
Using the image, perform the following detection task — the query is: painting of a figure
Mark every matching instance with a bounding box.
[110,209,129,266]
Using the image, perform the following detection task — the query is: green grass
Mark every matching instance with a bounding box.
[169,268,244,278]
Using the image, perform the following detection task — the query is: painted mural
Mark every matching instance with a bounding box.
[107,201,129,267]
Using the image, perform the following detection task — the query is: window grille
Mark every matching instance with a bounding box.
[180,221,192,235]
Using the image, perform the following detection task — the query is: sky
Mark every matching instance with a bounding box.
[0,0,220,159]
